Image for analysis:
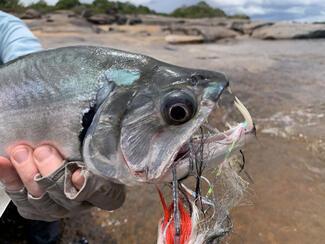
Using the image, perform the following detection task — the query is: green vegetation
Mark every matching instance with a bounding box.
[0,0,249,20]
[55,0,81,10]
[27,0,55,13]
[88,0,155,14]
[229,13,250,20]
[0,0,24,11]
[114,2,155,14]
[171,1,226,18]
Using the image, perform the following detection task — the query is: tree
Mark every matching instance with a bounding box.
[91,0,115,13]
[0,0,21,9]
[92,0,113,9]
[55,0,81,10]
[28,0,53,12]
[171,1,226,18]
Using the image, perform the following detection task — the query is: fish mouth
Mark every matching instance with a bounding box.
[160,96,255,182]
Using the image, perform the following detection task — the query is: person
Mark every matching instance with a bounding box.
[0,11,125,243]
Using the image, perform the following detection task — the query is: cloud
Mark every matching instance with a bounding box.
[207,0,325,21]
[236,6,268,15]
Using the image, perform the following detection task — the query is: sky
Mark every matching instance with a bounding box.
[21,0,325,22]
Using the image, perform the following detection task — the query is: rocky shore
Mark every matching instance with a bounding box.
[20,10,325,45]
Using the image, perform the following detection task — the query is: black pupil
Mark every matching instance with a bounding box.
[170,105,187,121]
[161,91,197,125]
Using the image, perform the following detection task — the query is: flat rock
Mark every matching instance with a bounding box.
[231,20,274,35]
[128,17,142,25]
[252,23,325,39]
[140,14,249,27]
[115,15,127,25]
[165,34,204,44]
[200,26,239,41]
[164,25,239,42]
[25,13,96,33]
[87,14,116,25]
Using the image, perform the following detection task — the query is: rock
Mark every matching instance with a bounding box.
[140,15,186,25]
[252,23,325,39]
[115,15,128,25]
[200,26,239,41]
[164,25,239,42]
[231,21,274,35]
[129,17,143,26]
[165,34,204,44]
[162,25,201,35]
[87,14,115,25]
[21,9,41,19]
[46,16,54,22]
[26,13,97,33]
[140,15,250,28]
[81,9,93,19]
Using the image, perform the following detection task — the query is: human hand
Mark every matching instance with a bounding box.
[0,144,125,221]
[0,144,84,196]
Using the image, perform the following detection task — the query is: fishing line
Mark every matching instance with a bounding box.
[172,165,181,244]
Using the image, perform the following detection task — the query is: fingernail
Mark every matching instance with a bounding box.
[13,147,30,163]
[34,146,53,163]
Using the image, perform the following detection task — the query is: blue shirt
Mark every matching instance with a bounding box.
[0,11,43,216]
[0,11,42,64]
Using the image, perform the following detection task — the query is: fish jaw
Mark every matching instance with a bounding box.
[119,70,229,183]
[159,97,255,182]
[120,99,216,183]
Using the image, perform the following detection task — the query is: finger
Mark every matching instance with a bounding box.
[71,169,85,190]
[33,145,64,177]
[0,156,23,191]
[10,145,44,197]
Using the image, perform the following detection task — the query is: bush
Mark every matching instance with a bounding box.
[0,0,23,10]
[89,1,155,15]
[55,0,81,10]
[229,13,250,20]
[171,1,226,18]
[92,0,114,9]
[27,0,54,13]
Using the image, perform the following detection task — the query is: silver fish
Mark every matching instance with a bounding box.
[0,46,254,188]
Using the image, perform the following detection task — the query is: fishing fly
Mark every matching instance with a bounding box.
[157,95,254,244]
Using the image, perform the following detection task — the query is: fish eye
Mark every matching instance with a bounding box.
[161,91,197,125]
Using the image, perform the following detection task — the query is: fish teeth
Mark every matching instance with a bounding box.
[234,97,254,130]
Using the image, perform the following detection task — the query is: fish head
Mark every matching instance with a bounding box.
[119,65,230,182]
[83,59,254,184]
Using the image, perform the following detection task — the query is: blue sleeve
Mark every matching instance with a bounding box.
[0,11,43,64]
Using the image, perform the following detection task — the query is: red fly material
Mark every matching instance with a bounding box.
[158,189,192,244]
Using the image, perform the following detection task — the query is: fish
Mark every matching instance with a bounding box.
[0,46,254,215]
